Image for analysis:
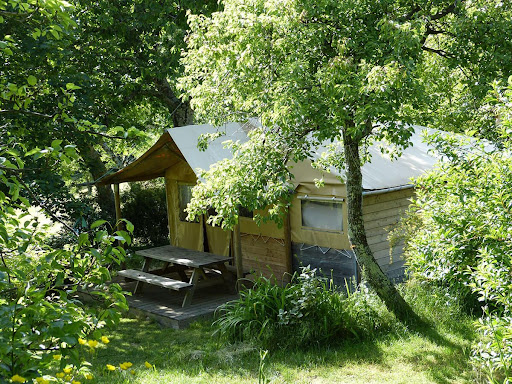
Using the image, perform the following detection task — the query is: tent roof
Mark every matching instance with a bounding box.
[97,122,440,191]
[95,131,185,185]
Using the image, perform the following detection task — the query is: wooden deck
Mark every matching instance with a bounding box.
[118,278,239,329]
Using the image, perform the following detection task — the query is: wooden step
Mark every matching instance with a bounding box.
[118,269,192,291]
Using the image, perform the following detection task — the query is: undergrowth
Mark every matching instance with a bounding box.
[214,267,395,349]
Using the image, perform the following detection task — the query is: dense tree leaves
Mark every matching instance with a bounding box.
[180,0,512,321]
[405,80,512,377]
[0,143,130,380]
[1,0,218,223]
[69,0,219,128]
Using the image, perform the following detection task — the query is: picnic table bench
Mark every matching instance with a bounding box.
[118,245,235,307]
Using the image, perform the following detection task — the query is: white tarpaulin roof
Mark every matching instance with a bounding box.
[167,123,440,191]
[167,122,249,177]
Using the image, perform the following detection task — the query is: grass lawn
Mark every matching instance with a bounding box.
[87,313,478,384]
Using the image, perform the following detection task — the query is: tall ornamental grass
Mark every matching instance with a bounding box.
[214,267,393,349]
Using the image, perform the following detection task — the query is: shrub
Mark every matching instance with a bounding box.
[0,146,131,381]
[473,312,512,383]
[400,78,512,381]
[214,267,392,349]
[404,133,512,304]
[121,182,169,247]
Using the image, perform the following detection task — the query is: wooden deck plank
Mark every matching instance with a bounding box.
[118,278,238,329]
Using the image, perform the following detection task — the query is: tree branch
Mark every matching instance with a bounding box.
[421,45,455,58]
[429,1,462,21]
[0,250,12,285]
[81,129,126,140]
[0,109,55,118]
[0,109,127,139]
[0,165,25,174]
[399,6,422,22]
[5,170,78,236]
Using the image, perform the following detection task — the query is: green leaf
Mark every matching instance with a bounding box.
[78,232,89,247]
[27,75,37,86]
[51,139,62,151]
[90,219,107,230]
[120,219,134,233]
[25,147,41,157]
[65,83,81,90]
[50,29,60,39]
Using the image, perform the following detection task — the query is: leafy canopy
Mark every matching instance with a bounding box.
[403,78,512,379]
[180,0,512,226]
[0,143,132,380]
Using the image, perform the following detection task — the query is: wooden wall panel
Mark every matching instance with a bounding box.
[363,188,414,282]
[240,234,289,283]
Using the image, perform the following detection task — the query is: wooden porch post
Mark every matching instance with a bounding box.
[113,184,126,268]
[233,223,244,291]
[113,184,122,230]
[283,209,292,283]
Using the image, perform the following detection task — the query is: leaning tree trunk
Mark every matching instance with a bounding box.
[343,130,419,324]
[152,77,194,127]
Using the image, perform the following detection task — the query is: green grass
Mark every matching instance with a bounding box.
[86,312,477,384]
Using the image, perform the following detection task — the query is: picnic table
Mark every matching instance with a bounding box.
[118,245,235,307]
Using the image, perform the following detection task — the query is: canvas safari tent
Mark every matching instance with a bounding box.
[96,121,439,285]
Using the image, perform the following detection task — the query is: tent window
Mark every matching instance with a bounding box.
[301,200,343,232]
[178,184,199,223]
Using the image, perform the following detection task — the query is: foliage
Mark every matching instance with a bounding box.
[405,127,512,301]
[1,0,209,220]
[179,0,430,226]
[473,312,512,383]
[214,267,392,349]
[404,137,512,379]
[186,128,294,229]
[121,182,169,247]
[402,78,512,382]
[0,146,131,380]
[179,0,512,321]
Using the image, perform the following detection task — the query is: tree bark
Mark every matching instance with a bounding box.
[342,128,420,324]
[171,100,194,128]
[152,77,194,127]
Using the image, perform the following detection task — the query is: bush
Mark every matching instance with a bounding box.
[214,267,392,349]
[400,78,512,382]
[0,146,131,381]
[473,312,512,383]
[121,182,169,247]
[404,134,512,303]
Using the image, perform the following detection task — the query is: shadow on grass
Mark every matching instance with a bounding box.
[89,311,474,384]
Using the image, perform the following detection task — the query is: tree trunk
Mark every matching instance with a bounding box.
[152,77,194,127]
[342,129,419,324]
[78,143,115,220]
[171,100,194,128]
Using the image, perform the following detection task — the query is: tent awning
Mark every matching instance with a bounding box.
[95,132,185,186]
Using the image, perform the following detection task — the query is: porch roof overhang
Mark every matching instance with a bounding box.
[95,131,185,186]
